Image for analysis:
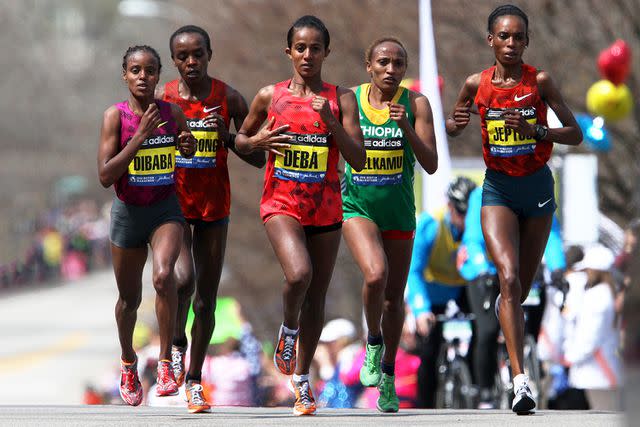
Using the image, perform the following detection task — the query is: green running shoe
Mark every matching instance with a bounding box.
[359,343,383,387]
[377,373,399,413]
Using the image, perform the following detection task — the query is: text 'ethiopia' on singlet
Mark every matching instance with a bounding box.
[260,80,342,227]
[475,63,550,176]
[162,78,231,221]
[114,100,177,206]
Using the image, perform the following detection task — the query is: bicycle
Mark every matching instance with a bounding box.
[434,304,476,409]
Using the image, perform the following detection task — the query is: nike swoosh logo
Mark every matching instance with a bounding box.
[203,105,221,113]
[514,93,532,102]
[538,198,552,208]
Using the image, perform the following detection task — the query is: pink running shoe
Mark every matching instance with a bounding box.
[156,360,179,396]
[119,358,143,406]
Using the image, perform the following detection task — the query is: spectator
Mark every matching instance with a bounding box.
[564,245,622,410]
[315,318,362,408]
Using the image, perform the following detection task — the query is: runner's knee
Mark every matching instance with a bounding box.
[153,265,175,295]
[363,265,387,293]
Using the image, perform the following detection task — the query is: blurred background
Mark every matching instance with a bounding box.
[0,0,638,412]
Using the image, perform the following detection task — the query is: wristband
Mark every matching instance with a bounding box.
[533,124,548,141]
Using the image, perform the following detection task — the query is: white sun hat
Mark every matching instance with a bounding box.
[573,244,615,272]
[319,318,357,343]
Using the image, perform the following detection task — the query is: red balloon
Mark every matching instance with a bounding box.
[597,39,632,84]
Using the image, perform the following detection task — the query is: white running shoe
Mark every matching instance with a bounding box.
[512,383,536,414]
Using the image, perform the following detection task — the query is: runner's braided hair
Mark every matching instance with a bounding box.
[122,45,162,73]
[488,4,529,41]
[287,15,330,49]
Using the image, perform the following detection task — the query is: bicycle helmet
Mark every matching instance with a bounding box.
[447,176,476,214]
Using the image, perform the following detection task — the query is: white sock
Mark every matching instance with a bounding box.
[513,373,529,390]
[281,324,299,336]
[293,373,309,383]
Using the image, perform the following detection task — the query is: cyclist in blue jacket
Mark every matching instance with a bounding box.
[406,177,476,408]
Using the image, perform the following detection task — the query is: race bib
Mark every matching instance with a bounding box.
[352,126,404,186]
[486,107,537,157]
[128,134,176,186]
[176,117,219,168]
[274,132,329,183]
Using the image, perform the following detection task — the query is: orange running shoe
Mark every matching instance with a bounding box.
[186,381,211,413]
[156,360,179,396]
[119,358,143,406]
[291,379,316,416]
[171,344,187,387]
[273,328,298,375]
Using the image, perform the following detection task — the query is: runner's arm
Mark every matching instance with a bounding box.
[405,92,437,174]
[537,71,582,146]
[226,85,266,168]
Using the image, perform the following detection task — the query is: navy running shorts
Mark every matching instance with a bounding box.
[482,165,556,218]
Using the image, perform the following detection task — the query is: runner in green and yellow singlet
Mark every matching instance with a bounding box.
[341,37,438,413]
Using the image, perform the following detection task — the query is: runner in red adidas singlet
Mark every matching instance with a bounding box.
[156,25,264,414]
[235,15,365,416]
[98,45,196,406]
[446,5,582,414]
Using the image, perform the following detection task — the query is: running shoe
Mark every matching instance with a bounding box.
[376,373,399,413]
[186,381,211,413]
[291,379,316,416]
[119,358,143,406]
[171,344,187,387]
[512,383,536,414]
[274,329,297,375]
[156,360,179,396]
[359,343,384,387]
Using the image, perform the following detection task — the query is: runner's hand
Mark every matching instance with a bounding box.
[504,109,535,137]
[311,95,333,123]
[136,103,162,140]
[250,117,291,156]
[450,100,471,130]
[203,112,230,147]
[178,131,196,158]
[388,102,409,127]
[416,312,437,337]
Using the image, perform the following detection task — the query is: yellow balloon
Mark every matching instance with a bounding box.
[586,80,633,122]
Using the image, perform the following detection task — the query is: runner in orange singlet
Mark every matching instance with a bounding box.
[446,4,582,414]
[235,15,365,416]
[156,25,264,413]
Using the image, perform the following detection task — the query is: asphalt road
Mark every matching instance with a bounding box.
[0,406,625,426]
[0,270,629,425]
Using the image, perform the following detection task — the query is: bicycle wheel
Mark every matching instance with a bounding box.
[450,357,475,408]
[523,334,542,402]
[497,343,513,409]
[435,344,451,409]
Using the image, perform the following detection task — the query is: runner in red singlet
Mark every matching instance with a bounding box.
[98,45,196,406]
[446,5,582,414]
[156,25,264,413]
[235,15,365,416]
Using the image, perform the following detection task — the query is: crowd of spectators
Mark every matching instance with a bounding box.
[0,197,111,290]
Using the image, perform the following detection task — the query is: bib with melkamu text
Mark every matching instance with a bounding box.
[128,134,176,186]
[274,132,329,183]
[176,117,219,168]
[486,107,537,157]
[353,125,404,186]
